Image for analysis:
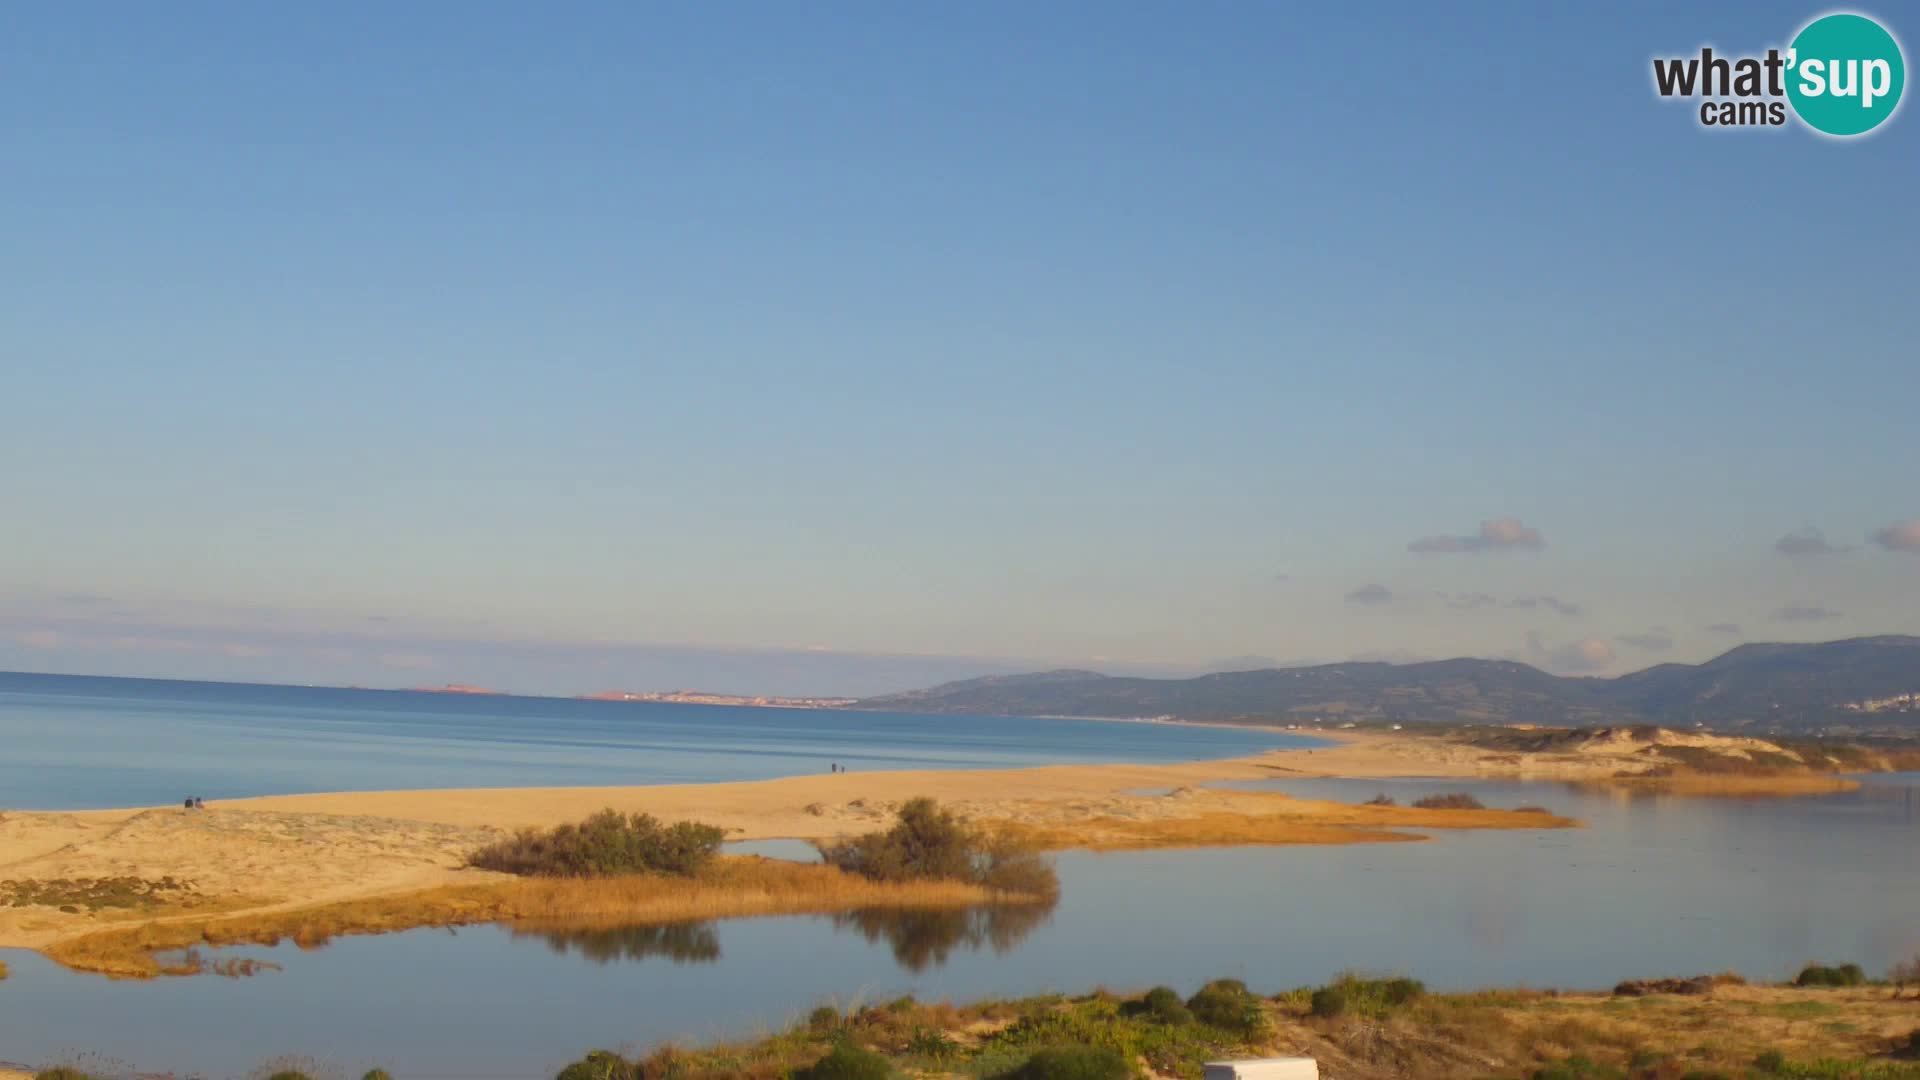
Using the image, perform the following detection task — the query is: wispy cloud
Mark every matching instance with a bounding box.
[1526,632,1615,674]
[1345,583,1394,607]
[1872,520,1920,553]
[1441,592,1498,610]
[1507,594,1583,618]
[1348,648,1432,664]
[1707,623,1742,635]
[1409,517,1545,554]
[1773,605,1842,622]
[1775,527,1848,559]
[16,629,61,649]
[1616,629,1675,653]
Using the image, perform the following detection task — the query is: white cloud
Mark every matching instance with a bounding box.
[1409,516,1545,554]
[17,629,61,649]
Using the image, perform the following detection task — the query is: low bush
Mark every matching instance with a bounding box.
[1362,793,1397,806]
[1891,953,1920,995]
[469,810,726,877]
[1309,986,1348,1018]
[1308,973,1425,1018]
[35,1070,101,1080]
[809,1005,842,1030]
[1412,792,1486,810]
[1793,962,1867,987]
[553,1050,639,1080]
[361,1073,393,1080]
[1527,1056,1624,1080]
[1118,985,1193,1025]
[795,1043,894,1080]
[816,798,1058,897]
[1185,978,1264,1035]
[996,1045,1131,1080]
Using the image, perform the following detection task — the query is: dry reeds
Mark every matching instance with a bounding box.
[41,855,1042,980]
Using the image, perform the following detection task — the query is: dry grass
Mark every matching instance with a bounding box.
[41,855,1039,979]
[997,804,1576,852]
[538,978,1920,1080]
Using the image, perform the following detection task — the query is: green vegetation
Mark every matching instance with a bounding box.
[1413,793,1487,810]
[468,809,727,877]
[1795,964,1869,988]
[2,875,197,911]
[35,1070,102,1080]
[363,1071,395,1080]
[816,798,1059,898]
[795,1043,896,1080]
[995,1045,1131,1080]
[1183,978,1265,1036]
[1117,986,1192,1025]
[1306,973,1425,1019]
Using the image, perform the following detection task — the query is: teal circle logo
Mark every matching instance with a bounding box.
[1786,13,1906,136]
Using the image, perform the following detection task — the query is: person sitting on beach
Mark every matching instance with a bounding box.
[184,796,194,809]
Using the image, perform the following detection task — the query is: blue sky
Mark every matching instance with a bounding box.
[3,2,1916,695]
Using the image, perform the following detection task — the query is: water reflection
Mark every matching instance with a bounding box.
[515,899,1058,975]
[831,900,1058,972]
[523,921,723,966]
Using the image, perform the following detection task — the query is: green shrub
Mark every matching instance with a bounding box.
[1186,978,1264,1035]
[35,1070,101,1080]
[553,1049,639,1080]
[1308,974,1424,1019]
[795,1043,894,1080]
[363,1072,394,1080]
[1412,792,1485,810]
[1362,793,1396,806]
[470,810,725,877]
[263,1073,318,1080]
[1119,985,1193,1025]
[816,798,1058,897]
[809,1005,841,1030]
[997,1045,1131,1080]
[1794,962,1867,987]
[1527,1056,1624,1080]
[1309,986,1348,1018]
[1753,1050,1788,1073]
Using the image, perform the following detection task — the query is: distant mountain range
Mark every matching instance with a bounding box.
[855,636,1920,735]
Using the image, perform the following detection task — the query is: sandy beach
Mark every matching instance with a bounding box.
[0,728,1850,973]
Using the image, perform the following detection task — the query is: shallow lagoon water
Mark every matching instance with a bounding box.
[0,671,1301,810]
[4,774,1917,1078]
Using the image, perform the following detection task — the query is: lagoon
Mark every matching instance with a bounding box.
[4,775,1917,1078]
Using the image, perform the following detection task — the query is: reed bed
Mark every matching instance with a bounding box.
[42,856,1034,980]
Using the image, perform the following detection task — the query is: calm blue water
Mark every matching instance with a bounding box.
[4,775,1917,1078]
[0,671,1302,810]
